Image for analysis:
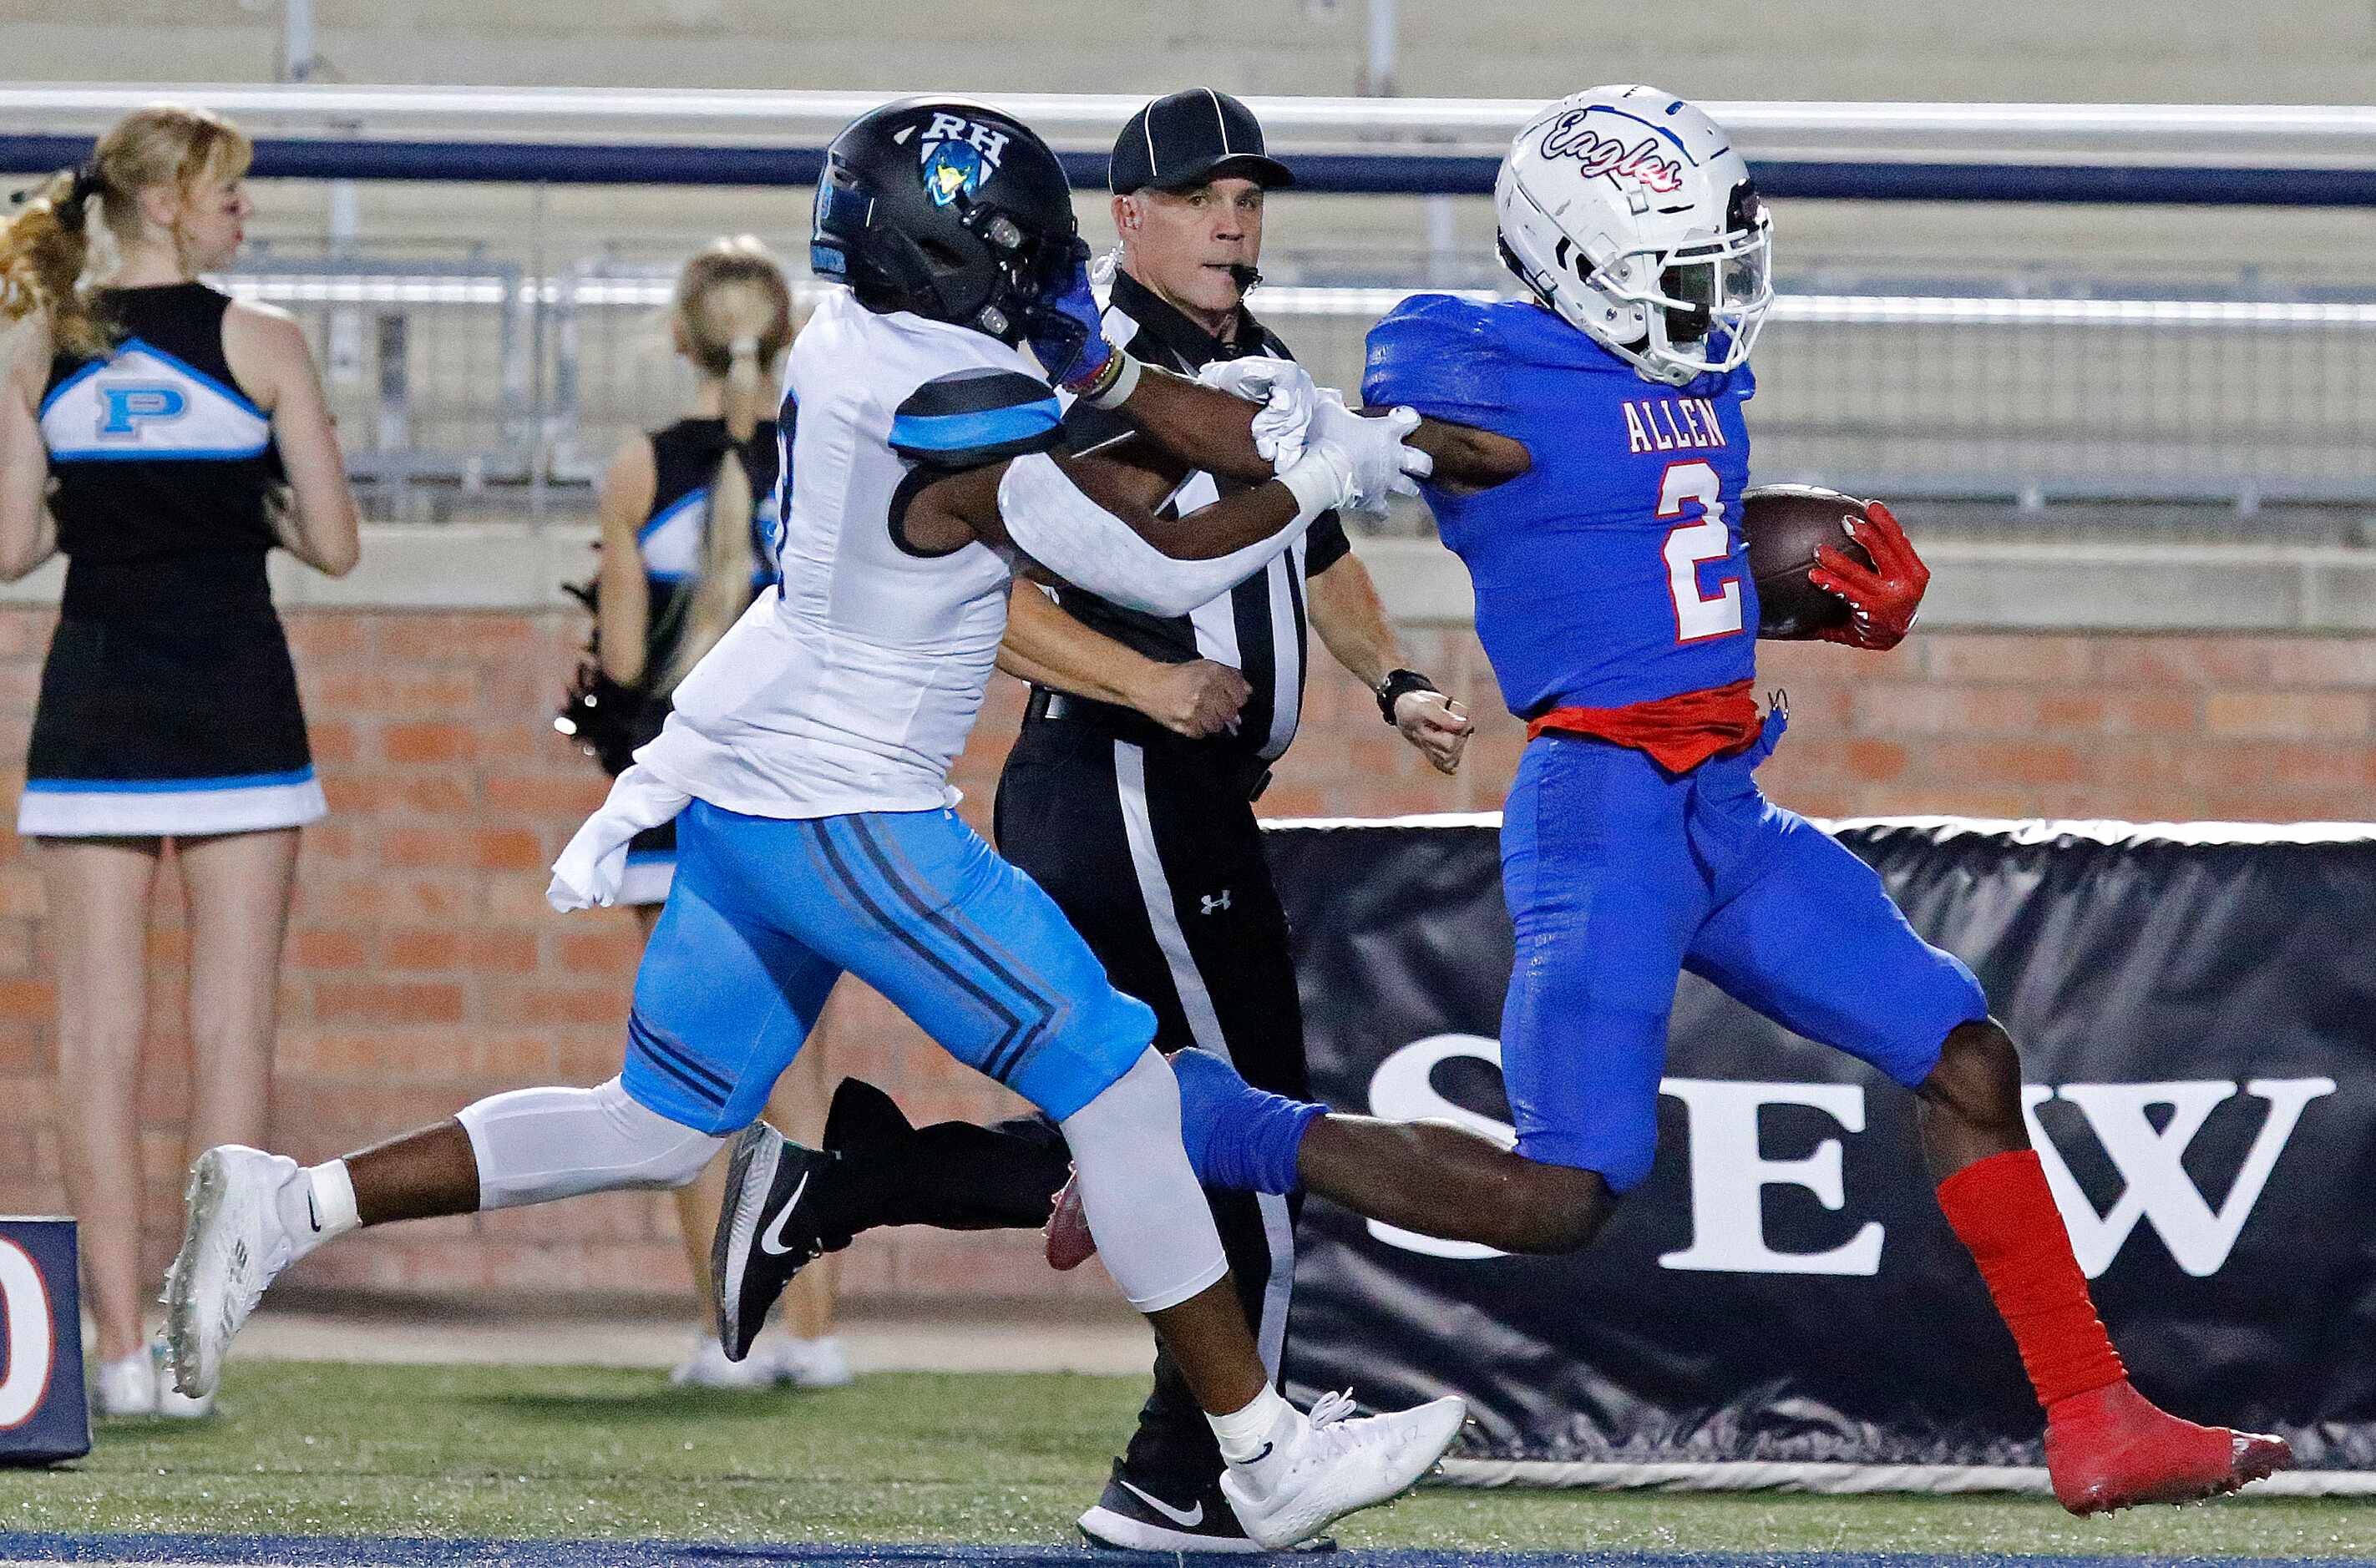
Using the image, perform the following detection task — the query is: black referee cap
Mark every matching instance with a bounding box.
[1109,89,1294,195]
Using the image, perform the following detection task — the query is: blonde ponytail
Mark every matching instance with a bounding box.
[656,240,796,695]
[1,105,252,361]
[1,167,104,358]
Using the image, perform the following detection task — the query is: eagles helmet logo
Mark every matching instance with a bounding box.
[914,110,1011,207]
[1538,111,1686,195]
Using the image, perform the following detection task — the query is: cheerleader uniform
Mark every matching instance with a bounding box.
[20,282,325,837]
[613,416,781,905]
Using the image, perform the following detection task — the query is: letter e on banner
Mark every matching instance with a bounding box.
[1657,1079,1885,1276]
[1365,1034,1516,1261]
[0,1238,55,1429]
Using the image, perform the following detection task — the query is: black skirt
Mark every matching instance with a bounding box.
[18,555,323,837]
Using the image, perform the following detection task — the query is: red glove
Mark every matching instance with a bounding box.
[1810,500,1928,651]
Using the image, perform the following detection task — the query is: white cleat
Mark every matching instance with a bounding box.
[90,1349,156,1418]
[1219,1390,1467,1550]
[150,1339,216,1418]
[162,1146,301,1400]
[771,1333,854,1390]
[669,1332,780,1391]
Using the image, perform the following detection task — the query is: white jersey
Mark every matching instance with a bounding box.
[633,287,1063,818]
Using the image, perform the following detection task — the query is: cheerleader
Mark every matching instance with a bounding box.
[582,239,844,1389]
[0,105,358,1416]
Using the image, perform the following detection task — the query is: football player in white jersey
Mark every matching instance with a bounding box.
[160,97,1457,1550]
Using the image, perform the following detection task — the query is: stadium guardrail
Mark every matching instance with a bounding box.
[7,89,2372,532]
[4,86,2376,201]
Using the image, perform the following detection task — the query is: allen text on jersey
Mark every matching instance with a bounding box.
[1623,397,1728,455]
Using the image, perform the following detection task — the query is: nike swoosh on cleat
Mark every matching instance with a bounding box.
[757,1170,813,1257]
[306,1191,321,1233]
[1247,1440,1273,1464]
[1117,1479,1203,1528]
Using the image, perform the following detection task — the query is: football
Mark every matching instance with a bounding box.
[1743,484,1877,639]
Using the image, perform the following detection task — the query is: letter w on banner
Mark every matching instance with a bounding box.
[2027,1078,2337,1277]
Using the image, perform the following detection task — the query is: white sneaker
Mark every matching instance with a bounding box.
[1218,1390,1466,1550]
[149,1340,215,1419]
[92,1349,155,1417]
[669,1332,779,1390]
[162,1146,301,1400]
[770,1334,854,1390]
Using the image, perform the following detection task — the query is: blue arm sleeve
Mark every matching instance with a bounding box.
[889,367,1066,470]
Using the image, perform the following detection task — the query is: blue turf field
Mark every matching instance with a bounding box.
[0,1538,2366,1568]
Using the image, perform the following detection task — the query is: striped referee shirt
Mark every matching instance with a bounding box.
[1036,269,1352,764]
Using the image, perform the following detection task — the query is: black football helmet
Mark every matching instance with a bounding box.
[810,96,1081,344]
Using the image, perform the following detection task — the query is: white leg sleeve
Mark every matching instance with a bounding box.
[455,1076,726,1211]
[1058,1048,1230,1312]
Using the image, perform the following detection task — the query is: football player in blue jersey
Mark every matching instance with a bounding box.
[1132,84,2292,1515]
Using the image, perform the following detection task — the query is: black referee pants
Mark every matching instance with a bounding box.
[994,712,1310,1490]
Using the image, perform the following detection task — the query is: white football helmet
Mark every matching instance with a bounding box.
[1495,84,1773,387]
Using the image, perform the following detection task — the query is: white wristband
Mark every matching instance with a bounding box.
[1276,442,1351,524]
[1089,350,1145,410]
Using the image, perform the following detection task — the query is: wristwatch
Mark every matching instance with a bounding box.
[1374,667,1441,725]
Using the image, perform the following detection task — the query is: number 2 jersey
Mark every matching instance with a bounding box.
[1362,293,1760,730]
[633,286,1061,817]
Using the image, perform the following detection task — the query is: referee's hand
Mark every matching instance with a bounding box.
[1395,690,1473,776]
[1138,659,1252,739]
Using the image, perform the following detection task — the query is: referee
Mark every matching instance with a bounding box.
[999,89,1469,1554]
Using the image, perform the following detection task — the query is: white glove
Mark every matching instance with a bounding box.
[1194,355,1321,472]
[1276,438,1360,523]
[1307,399,1432,517]
[547,765,692,912]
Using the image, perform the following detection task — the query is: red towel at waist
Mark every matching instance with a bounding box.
[1525,678,1763,774]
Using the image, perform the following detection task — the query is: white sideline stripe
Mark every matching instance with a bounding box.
[1437,1458,2376,1496]
[1259,812,2376,845]
[1113,741,1297,1380]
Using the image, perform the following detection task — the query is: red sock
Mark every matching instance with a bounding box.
[1935,1148,2125,1409]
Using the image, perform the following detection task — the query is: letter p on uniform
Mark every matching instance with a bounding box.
[97,384,187,438]
[0,1217,90,1464]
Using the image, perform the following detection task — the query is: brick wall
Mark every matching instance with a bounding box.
[1,606,2369,1308]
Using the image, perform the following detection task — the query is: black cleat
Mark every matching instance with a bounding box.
[712,1123,845,1363]
[1077,1460,1336,1555]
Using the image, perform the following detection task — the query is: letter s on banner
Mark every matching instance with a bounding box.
[1657,1079,1886,1277]
[1366,1034,1516,1261]
[0,1238,56,1429]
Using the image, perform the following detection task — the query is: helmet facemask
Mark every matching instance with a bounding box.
[1587,190,1772,385]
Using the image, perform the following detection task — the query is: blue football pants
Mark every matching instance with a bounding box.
[1499,726,1987,1192]
[621,799,1157,1136]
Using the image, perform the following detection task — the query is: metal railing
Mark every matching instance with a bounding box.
[7,85,2376,201]
[7,89,2363,536]
[207,254,2376,536]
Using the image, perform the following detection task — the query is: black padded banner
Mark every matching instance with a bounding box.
[1269,817,2373,1474]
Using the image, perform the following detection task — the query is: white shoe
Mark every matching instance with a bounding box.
[92,1349,155,1417]
[149,1340,215,1419]
[670,1333,779,1390]
[770,1334,853,1390]
[1218,1390,1466,1550]
[162,1145,301,1400]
